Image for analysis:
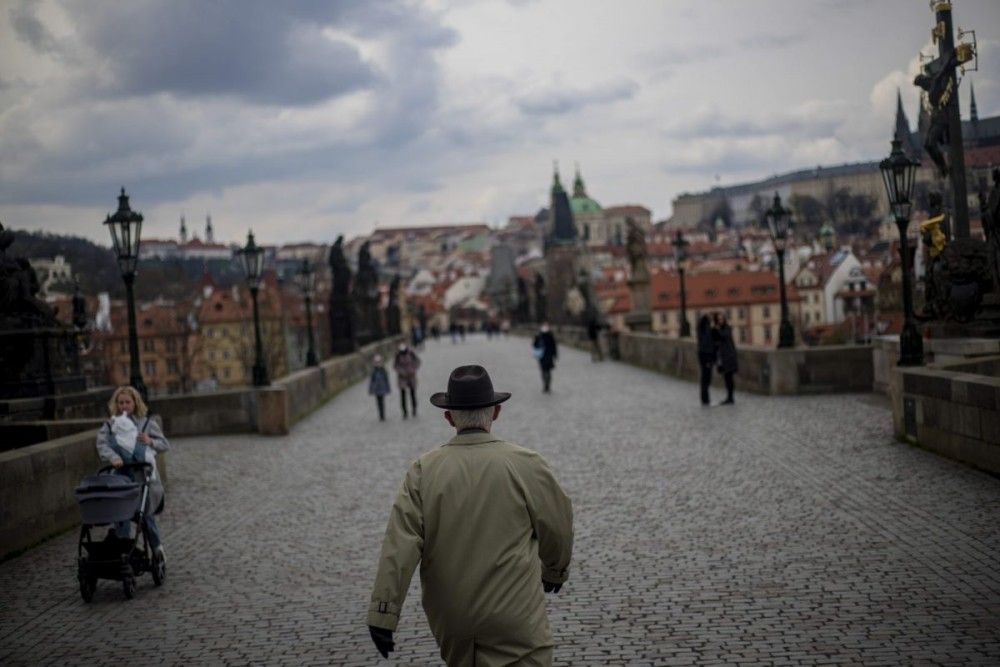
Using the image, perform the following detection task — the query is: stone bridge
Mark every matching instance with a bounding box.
[2,335,999,665]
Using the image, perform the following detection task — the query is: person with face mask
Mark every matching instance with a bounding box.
[393,343,422,418]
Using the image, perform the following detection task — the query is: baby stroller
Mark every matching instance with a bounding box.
[75,461,165,601]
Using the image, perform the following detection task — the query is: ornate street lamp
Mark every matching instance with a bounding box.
[297,259,319,367]
[879,138,923,366]
[236,230,269,386]
[763,192,796,348]
[103,187,148,400]
[673,230,691,337]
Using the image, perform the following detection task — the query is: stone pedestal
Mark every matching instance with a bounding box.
[329,294,355,355]
[626,274,652,332]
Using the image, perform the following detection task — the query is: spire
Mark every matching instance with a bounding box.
[893,88,916,157]
[205,214,214,243]
[548,163,576,243]
[179,215,188,243]
[572,162,587,198]
[551,161,564,195]
[969,80,979,123]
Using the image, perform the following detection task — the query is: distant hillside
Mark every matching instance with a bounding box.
[10,229,245,301]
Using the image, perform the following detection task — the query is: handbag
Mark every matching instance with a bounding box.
[532,344,544,360]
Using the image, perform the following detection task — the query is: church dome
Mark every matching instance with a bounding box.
[569,166,602,214]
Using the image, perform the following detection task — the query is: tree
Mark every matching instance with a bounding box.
[789,194,825,235]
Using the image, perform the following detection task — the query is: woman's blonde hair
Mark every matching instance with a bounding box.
[108,386,148,418]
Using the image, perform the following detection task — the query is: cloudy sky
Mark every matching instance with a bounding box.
[1,0,998,246]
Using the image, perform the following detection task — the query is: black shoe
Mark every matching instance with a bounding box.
[720,398,735,405]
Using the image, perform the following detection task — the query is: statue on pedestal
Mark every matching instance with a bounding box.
[533,273,546,324]
[327,235,356,354]
[353,241,383,343]
[983,167,1000,293]
[386,275,401,336]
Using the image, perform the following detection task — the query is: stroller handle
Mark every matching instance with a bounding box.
[98,461,153,474]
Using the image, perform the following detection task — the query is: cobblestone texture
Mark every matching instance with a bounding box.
[1,335,999,665]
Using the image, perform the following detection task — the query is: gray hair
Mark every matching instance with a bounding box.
[450,406,495,431]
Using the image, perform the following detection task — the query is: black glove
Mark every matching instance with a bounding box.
[369,626,395,659]
[542,578,562,594]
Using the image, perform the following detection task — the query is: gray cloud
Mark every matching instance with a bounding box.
[9,2,59,52]
[517,78,638,116]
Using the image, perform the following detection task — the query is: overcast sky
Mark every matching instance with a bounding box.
[1,0,998,246]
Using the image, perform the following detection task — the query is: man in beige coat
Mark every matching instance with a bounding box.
[368,365,574,666]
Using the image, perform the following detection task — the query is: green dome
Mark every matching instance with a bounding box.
[571,195,602,214]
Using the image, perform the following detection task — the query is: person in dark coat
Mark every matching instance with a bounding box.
[393,344,422,418]
[714,313,738,405]
[696,315,717,406]
[369,354,391,421]
[586,317,603,362]
[533,323,558,393]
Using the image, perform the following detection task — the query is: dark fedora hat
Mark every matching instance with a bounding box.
[429,365,511,410]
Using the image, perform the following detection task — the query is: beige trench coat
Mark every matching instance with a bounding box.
[368,431,574,666]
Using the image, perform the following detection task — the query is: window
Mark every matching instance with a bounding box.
[728,287,740,297]
[209,351,216,361]
[764,326,773,343]
[659,312,668,325]
[120,364,128,377]
[223,368,231,379]
[705,289,718,298]
[737,308,746,320]
[582,224,590,241]
[165,338,177,352]
[167,359,179,374]
[142,339,155,352]
[119,340,127,354]
[739,327,747,344]
[805,313,811,324]
[223,350,231,360]
[762,306,771,319]
[144,361,157,376]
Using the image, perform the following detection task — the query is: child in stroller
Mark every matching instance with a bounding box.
[76,386,169,600]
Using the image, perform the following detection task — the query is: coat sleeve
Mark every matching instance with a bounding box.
[95,422,119,463]
[143,417,171,453]
[521,452,573,584]
[368,460,424,631]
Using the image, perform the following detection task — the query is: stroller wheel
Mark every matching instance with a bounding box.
[122,575,136,600]
[79,575,96,602]
[152,551,166,587]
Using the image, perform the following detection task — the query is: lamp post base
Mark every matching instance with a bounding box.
[253,364,270,387]
[305,350,319,367]
[778,320,795,349]
[898,322,924,367]
[679,319,691,338]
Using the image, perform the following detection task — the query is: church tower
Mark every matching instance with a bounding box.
[544,163,584,326]
[205,214,215,243]
[179,215,188,244]
[548,164,577,244]
[969,80,980,142]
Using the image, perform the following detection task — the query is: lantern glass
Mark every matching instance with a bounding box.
[104,188,143,277]
[879,139,919,221]
[237,231,265,288]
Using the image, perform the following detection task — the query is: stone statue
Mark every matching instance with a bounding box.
[386,275,401,335]
[353,241,382,342]
[72,280,87,330]
[353,241,378,299]
[983,167,1000,292]
[516,276,530,323]
[625,217,649,281]
[914,51,958,177]
[328,235,351,296]
[533,273,546,323]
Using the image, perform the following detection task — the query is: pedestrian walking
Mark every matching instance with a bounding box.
[696,314,717,406]
[715,313,738,405]
[586,317,604,362]
[533,323,558,393]
[367,365,574,666]
[368,354,391,421]
[393,343,421,418]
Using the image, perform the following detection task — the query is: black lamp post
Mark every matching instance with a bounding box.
[104,188,148,400]
[674,230,691,337]
[763,192,796,348]
[879,138,923,366]
[297,259,319,367]
[236,230,269,386]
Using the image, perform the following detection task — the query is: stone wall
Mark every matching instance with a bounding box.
[892,358,1000,474]
[0,420,169,561]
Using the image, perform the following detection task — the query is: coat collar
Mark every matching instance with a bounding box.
[446,431,500,446]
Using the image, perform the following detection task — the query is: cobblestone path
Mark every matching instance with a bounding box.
[2,335,999,666]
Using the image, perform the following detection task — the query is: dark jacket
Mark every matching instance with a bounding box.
[369,367,391,396]
[696,317,716,362]
[533,331,558,371]
[716,323,738,374]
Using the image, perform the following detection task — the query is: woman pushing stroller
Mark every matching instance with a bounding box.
[95,386,169,560]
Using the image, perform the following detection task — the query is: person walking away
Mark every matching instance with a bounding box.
[533,323,558,393]
[586,317,603,362]
[369,355,391,421]
[95,386,169,560]
[696,315,717,406]
[393,343,421,418]
[368,365,573,666]
[716,313,738,405]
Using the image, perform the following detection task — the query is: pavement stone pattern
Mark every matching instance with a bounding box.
[1,334,999,666]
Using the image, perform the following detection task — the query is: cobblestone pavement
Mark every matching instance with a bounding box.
[2,335,999,666]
